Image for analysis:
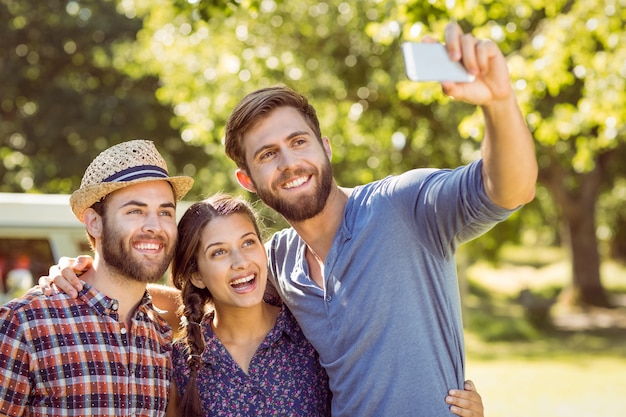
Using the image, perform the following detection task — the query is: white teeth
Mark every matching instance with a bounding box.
[230,274,254,286]
[284,176,307,189]
[135,243,160,250]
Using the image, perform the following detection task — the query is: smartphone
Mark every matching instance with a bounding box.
[401,42,475,83]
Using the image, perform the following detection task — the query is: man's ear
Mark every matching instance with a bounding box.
[236,169,257,193]
[83,208,103,238]
[322,136,332,161]
[190,272,207,289]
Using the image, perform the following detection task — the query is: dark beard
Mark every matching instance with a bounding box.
[100,219,173,284]
[254,157,333,222]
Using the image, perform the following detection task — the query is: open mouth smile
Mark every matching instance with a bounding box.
[230,273,257,292]
[282,175,310,189]
[133,242,163,252]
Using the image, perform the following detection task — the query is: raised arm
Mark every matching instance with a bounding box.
[441,23,538,209]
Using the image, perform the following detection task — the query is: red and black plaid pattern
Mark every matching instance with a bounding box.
[0,285,172,417]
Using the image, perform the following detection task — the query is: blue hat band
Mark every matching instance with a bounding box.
[104,165,169,183]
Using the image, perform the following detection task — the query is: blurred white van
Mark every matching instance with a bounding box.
[0,193,88,299]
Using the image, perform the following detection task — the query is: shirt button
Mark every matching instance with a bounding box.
[325,295,332,302]
[121,327,127,335]
[111,302,119,311]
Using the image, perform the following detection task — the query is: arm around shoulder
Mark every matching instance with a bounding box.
[147,283,182,332]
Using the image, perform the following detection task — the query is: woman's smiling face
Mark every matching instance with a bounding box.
[190,212,268,310]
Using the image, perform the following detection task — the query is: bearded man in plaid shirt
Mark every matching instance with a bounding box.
[0,140,193,417]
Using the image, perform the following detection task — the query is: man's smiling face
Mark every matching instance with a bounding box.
[240,106,333,222]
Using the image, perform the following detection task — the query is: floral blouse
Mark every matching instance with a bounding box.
[172,304,331,416]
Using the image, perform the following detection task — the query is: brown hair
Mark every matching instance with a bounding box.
[170,193,261,416]
[224,85,323,171]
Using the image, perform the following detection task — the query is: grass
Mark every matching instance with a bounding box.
[465,358,626,417]
[462,248,626,417]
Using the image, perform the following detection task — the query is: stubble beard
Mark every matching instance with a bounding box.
[100,219,173,284]
[253,158,334,223]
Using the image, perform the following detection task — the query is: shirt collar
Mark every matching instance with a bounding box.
[77,281,154,317]
[265,304,305,344]
[200,303,305,364]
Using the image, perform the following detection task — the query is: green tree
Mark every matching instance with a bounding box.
[388,0,626,306]
[513,0,625,307]
[0,0,214,197]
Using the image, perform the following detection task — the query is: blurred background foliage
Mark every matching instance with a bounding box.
[1,0,624,307]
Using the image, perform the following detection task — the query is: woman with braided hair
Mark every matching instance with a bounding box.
[165,194,331,416]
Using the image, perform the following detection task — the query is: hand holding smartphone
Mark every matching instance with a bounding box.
[401,42,475,83]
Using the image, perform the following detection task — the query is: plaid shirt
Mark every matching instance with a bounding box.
[0,283,172,417]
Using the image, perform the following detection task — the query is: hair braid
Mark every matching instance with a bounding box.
[176,284,210,417]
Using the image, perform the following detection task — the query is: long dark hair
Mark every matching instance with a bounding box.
[170,193,261,417]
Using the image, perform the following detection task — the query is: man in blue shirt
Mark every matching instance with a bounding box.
[223,23,537,416]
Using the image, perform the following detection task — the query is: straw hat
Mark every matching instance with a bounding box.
[70,139,194,221]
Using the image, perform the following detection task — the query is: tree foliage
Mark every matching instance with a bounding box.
[397,0,625,306]
[388,0,625,306]
[2,0,624,306]
[0,0,213,198]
